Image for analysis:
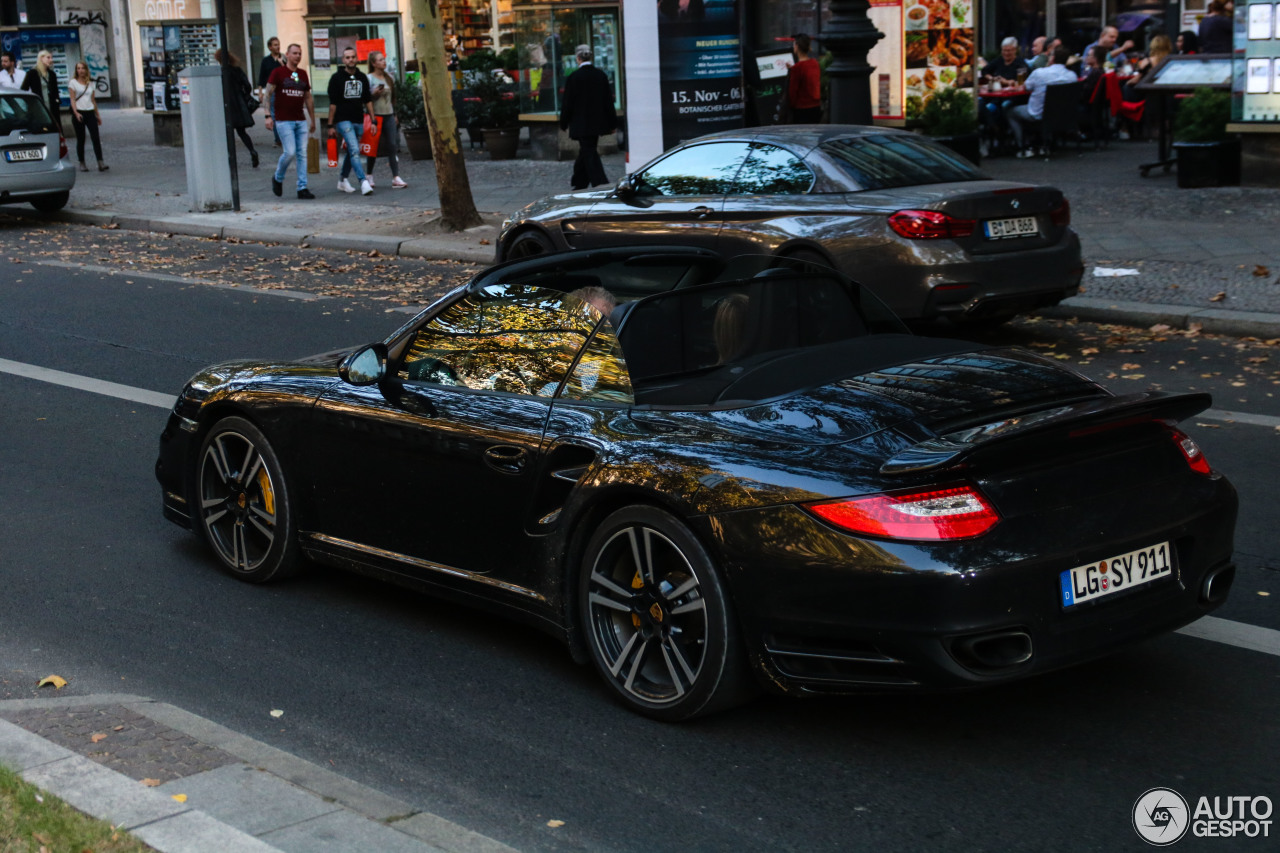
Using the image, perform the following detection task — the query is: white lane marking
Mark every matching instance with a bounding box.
[32,259,326,301]
[1201,408,1280,429]
[0,358,174,409]
[1177,615,1280,658]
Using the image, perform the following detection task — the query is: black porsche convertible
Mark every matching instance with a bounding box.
[156,247,1237,720]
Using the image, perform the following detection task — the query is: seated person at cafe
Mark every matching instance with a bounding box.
[1083,26,1135,68]
[979,38,1029,151]
[1176,30,1199,54]
[1006,45,1079,158]
[1078,46,1109,104]
[982,37,1030,87]
[1124,34,1172,101]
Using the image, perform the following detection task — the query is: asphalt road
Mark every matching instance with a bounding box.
[1,228,1278,853]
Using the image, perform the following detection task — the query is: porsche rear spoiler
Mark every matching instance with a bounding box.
[880,391,1211,475]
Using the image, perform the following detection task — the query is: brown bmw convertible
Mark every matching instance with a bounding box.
[496,125,1083,325]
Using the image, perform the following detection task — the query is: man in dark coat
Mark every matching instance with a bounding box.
[559,44,616,190]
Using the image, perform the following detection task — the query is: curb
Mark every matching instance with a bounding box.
[1038,296,1280,339]
[0,693,517,853]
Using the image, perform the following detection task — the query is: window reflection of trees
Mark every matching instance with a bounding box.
[732,144,815,195]
[400,285,600,397]
[562,323,633,404]
[821,134,982,191]
[635,143,750,197]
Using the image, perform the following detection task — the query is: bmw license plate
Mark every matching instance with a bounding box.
[1060,541,1173,608]
[5,148,43,162]
[984,216,1038,239]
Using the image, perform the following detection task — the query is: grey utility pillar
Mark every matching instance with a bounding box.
[178,66,234,212]
[824,0,885,126]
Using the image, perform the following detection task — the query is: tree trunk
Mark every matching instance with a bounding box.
[408,0,482,230]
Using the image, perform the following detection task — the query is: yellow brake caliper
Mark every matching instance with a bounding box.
[257,467,275,516]
[631,571,644,628]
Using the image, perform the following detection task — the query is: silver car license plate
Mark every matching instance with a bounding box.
[984,216,1038,239]
[1059,541,1173,608]
[5,147,44,162]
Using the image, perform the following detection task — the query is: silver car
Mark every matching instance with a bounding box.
[497,126,1083,325]
[0,91,75,212]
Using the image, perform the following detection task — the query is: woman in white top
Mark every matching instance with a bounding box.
[68,61,107,172]
[364,51,406,188]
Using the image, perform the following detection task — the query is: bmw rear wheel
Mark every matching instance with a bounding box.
[504,230,554,261]
[580,506,753,721]
[195,416,299,583]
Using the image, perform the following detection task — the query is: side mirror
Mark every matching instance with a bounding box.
[614,176,635,199]
[339,344,387,386]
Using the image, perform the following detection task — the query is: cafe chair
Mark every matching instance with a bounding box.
[1039,81,1084,155]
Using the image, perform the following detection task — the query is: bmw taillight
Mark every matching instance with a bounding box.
[1050,198,1071,227]
[888,209,976,240]
[1168,426,1212,475]
[59,135,67,160]
[807,483,1000,541]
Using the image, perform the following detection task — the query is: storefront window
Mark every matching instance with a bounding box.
[749,0,824,52]
[513,3,620,116]
[990,0,1046,53]
[306,18,401,111]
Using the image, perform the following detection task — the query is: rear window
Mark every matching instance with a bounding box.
[820,134,984,191]
[0,94,57,134]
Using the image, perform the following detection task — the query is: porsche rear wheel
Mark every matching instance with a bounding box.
[504,230,554,261]
[195,416,300,583]
[580,506,754,721]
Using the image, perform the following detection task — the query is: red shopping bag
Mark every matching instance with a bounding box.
[326,137,339,168]
[359,116,383,157]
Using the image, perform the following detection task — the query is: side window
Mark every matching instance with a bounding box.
[561,320,633,404]
[733,144,815,195]
[634,142,751,197]
[398,285,599,397]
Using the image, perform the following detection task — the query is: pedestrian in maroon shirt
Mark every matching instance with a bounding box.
[787,34,822,124]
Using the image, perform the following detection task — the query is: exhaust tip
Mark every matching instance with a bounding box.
[951,629,1034,671]
[1201,564,1235,604]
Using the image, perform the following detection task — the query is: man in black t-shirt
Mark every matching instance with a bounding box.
[327,47,375,195]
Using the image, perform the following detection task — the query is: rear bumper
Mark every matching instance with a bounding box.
[0,159,76,201]
[704,473,1237,695]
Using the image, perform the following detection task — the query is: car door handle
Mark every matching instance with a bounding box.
[484,445,527,474]
[688,206,714,218]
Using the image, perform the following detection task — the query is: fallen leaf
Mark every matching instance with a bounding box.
[1209,292,1226,302]
[1121,373,1145,380]
[1253,265,1270,277]
[478,238,491,245]
[91,733,108,743]
[1081,347,1099,355]
[1260,591,1272,597]
[270,709,284,718]
[1122,363,1142,370]
[547,819,565,828]
[1148,324,1171,333]
[37,675,67,690]
[1195,423,1221,428]
[171,793,188,803]
[113,725,124,731]
[141,778,162,787]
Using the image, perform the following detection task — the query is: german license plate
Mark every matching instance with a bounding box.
[5,148,43,162]
[984,216,1038,239]
[1060,541,1173,608]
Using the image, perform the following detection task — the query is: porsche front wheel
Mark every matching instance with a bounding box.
[579,506,753,721]
[195,416,299,583]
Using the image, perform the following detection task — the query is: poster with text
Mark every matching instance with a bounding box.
[870,0,904,119]
[658,0,744,149]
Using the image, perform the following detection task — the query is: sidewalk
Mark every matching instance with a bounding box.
[0,693,515,853]
[14,106,1280,333]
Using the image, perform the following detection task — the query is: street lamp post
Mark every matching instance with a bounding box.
[824,0,885,126]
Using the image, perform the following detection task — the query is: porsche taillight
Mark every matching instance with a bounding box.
[1168,426,1212,475]
[888,209,976,240]
[807,483,1000,541]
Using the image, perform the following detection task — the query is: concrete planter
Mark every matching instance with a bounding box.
[484,126,520,160]
[402,128,432,161]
